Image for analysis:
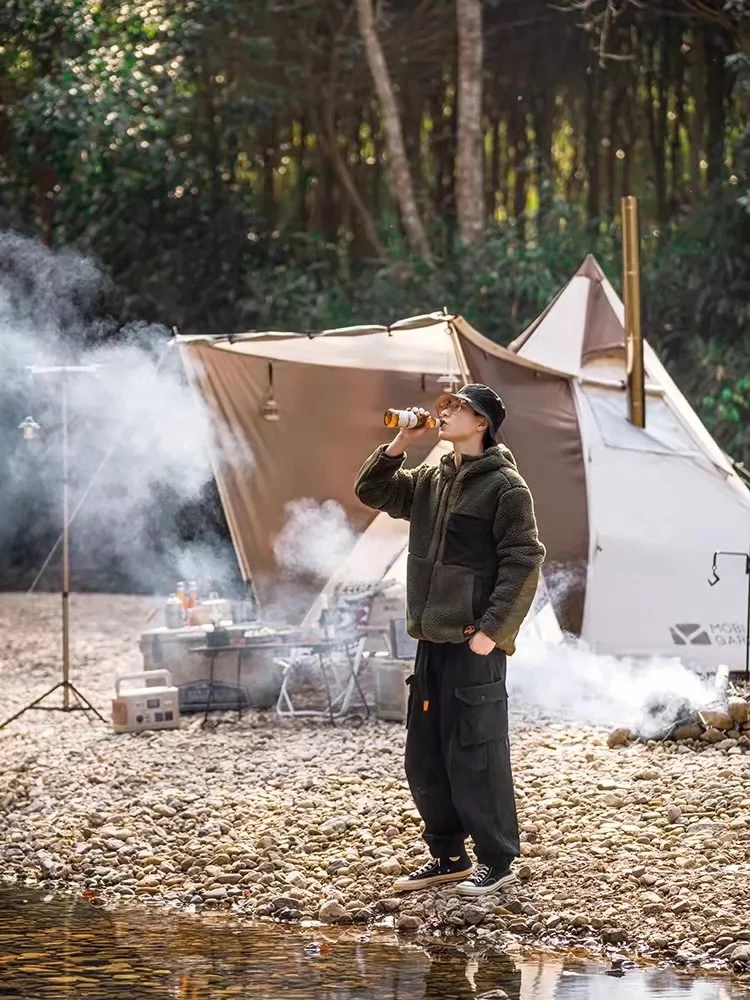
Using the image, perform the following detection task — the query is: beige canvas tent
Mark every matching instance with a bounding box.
[178,255,750,671]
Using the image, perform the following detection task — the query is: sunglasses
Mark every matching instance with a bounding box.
[438,400,470,417]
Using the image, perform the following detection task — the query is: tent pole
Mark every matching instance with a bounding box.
[621,196,646,428]
[177,342,259,611]
[448,320,472,387]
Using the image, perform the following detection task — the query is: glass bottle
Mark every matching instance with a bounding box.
[383,409,440,430]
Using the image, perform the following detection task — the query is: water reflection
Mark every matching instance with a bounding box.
[0,886,745,1000]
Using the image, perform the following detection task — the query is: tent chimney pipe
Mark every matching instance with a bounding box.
[621,196,646,428]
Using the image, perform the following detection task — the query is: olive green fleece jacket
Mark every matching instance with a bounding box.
[354,444,545,655]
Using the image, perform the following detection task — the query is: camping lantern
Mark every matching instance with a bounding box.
[437,372,461,393]
[262,363,280,422]
[19,416,41,440]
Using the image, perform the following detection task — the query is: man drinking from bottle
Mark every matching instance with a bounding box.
[355,385,545,896]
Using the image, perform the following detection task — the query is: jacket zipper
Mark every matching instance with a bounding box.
[428,464,468,566]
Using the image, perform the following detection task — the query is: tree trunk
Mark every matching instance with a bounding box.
[584,64,600,226]
[488,114,501,221]
[531,91,554,223]
[644,31,668,229]
[262,129,276,234]
[509,101,527,239]
[456,0,484,246]
[355,0,432,264]
[671,37,686,210]
[606,89,620,217]
[704,27,729,186]
[687,33,706,200]
[313,103,387,261]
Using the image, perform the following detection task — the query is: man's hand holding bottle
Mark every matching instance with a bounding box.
[384,407,438,457]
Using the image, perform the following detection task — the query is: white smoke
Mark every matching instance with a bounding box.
[273,499,357,580]
[0,231,240,595]
[509,636,724,737]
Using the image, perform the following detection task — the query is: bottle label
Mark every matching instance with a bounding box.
[397,411,419,429]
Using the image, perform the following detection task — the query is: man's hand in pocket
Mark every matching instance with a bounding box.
[468,630,496,656]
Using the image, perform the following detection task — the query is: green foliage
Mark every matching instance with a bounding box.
[0,0,747,467]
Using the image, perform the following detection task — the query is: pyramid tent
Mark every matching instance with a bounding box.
[178,257,750,671]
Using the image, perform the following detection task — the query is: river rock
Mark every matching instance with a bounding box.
[700,727,725,744]
[397,913,421,931]
[461,904,487,926]
[607,727,631,748]
[202,887,228,901]
[378,857,402,876]
[728,698,749,725]
[700,710,733,731]
[730,944,750,965]
[672,723,702,741]
[318,900,347,923]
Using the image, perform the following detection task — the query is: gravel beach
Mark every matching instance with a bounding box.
[1,594,750,980]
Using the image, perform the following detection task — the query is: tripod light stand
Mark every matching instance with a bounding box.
[0,365,105,730]
[708,549,750,684]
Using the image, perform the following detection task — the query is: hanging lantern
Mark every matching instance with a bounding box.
[262,363,280,422]
[19,416,41,440]
[437,372,461,393]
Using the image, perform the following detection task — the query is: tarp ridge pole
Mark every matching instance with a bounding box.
[447,319,472,387]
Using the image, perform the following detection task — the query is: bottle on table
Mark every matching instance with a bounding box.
[384,408,440,430]
[165,594,184,629]
[176,580,186,609]
[187,581,198,609]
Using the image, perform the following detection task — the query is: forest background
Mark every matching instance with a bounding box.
[0,0,748,592]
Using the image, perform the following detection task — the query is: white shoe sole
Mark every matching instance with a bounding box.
[454,871,518,896]
[393,868,473,893]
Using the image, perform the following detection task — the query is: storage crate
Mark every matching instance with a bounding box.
[372,658,414,722]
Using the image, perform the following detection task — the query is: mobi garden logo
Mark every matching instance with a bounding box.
[670,622,747,646]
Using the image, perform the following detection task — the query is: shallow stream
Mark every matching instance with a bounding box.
[1,886,747,999]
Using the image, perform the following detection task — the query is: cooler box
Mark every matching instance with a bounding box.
[112,670,180,734]
[139,625,284,713]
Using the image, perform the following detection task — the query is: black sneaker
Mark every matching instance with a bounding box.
[454,863,517,896]
[392,855,472,893]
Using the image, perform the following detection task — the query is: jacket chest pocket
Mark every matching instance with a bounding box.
[443,513,495,573]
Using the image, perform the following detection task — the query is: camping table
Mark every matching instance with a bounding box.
[274,634,370,725]
[190,634,369,727]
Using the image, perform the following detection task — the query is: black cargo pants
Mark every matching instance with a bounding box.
[404,640,520,867]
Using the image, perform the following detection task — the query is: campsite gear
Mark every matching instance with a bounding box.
[372,657,414,721]
[383,409,440,430]
[455,864,517,896]
[203,591,233,625]
[176,258,750,672]
[355,444,544,654]
[392,854,472,893]
[165,594,184,629]
[111,669,180,734]
[176,581,186,608]
[275,634,369,724]
[405,641,520,869]
[140,624,285,711]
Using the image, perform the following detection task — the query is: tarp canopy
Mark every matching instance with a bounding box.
[179,255,750,671]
